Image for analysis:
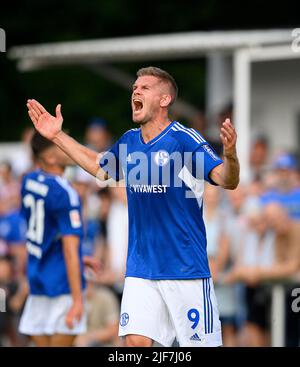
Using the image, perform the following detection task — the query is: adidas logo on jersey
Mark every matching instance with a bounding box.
[190,333,202,342]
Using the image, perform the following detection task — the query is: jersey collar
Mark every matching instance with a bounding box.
[139,120,176,146]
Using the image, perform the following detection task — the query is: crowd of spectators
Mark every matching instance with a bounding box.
[0,111,300,347]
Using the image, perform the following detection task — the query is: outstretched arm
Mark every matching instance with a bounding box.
[209,118,240,190]
[27,99,108,180]
[62,235,84,329]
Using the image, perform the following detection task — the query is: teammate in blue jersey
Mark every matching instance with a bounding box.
[19,132,87,347]
[0,210,26,249]
[26,66,239,347]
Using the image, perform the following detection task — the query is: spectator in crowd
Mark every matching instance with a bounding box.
[203,184,238,346]
[224,201,300,346]
[204,185,228,280]
[223,186,250,333]
[254,203,300,284]
[95,188,112,266]
[224,203,275,347]
[73,280,120,347]
[72,169,102,258]
[206,103,233,156]
[95,187,128,303]
[11,127,35,177]
[261,203,300,346]
[0,162,21,214]
[260,153,300,220]
[0,200,27,276]
[0,161,27,275]
[189,111,207,135]
[0,255,15,346]
[2,111,300,347]
[0,255,28,346]
[85,118,112,153]
[249,135,270,180]
[224,186,249,260]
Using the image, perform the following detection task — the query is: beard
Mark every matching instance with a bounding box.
[132,110,150,125]
[132,103,158,125]
[132,117,147,125]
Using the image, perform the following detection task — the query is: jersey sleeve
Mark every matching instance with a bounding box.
[52,185,83,237]
[5,213,27,244]
[99,138,123,181]
[192,143,223,185]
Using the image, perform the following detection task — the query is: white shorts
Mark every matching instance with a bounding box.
[119,277,222,347]
[19,294,87,336]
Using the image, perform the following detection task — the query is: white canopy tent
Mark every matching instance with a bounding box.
[9,29,297,182]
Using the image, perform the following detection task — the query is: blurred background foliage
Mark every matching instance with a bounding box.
[0,0,298,141]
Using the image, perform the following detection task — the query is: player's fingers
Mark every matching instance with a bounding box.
[83,256,102,273]
[221,127,233,141]
[28,100,44,117]
[220,133,227,145]
[27,100,42,118]
[65,315,73,329]
[92,261,101,273]
[223,125,236,139]
[55,104,62,120]
[76,311,82,322]
[28,105,39,121]
[30,99,47,114]
[222,119,235,132]
[222,124,234,135]
[222,119,235,134]
[27,99,40,112]
[28,110,38,125]
[224,118,234,127]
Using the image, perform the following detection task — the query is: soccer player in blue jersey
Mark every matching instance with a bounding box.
[19,132,87,347]
[26,66,239,347]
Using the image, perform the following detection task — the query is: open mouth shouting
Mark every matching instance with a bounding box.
[132,98,144,114]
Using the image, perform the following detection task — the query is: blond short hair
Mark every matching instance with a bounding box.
[136,66,178,105]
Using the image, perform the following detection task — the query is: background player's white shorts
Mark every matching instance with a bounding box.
[19,294,87,336]
[119,277,222,347]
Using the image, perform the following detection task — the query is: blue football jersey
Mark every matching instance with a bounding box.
[0,210,26,244]
[260,188,300,220]
[82,218,101,257]
[100,121,223,279]
[21,170,85,297]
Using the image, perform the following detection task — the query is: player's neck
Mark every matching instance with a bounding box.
[40,164,65,177]
[140,116,172,144]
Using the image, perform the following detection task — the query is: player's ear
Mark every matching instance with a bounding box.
[160,94,172,108]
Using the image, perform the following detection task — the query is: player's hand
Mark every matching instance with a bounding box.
[222,265,249,284]
[65,299,83,329]
[241,267,262,286]
[222,268,239,284]
[220,118,237,158]
[83,256,102,275]
[27,99,63,141]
